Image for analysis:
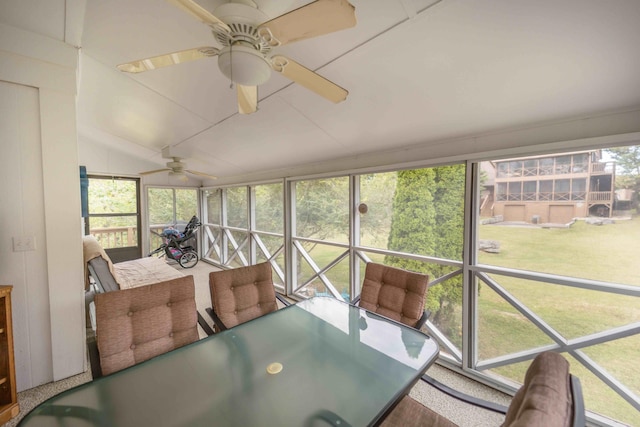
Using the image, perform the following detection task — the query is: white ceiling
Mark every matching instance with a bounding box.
[3,0,640,182]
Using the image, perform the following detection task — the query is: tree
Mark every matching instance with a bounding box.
[606,146,640,209]
[385,169,437,264]
[430,165,465,335]
[255,183,284,233]
[359,172,397,247]
[385,165,465,341]
[293,177,350,294]
[295,177,349,241]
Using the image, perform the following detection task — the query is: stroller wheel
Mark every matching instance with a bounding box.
[178,250,198,268]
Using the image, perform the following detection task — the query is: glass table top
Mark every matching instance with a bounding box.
[19,297,439,427]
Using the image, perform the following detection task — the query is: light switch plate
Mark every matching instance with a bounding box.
[12,236,36,252]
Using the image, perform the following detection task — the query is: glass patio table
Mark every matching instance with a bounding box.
[19,296,439,427]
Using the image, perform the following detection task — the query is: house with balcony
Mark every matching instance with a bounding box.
[489,151,616,224]
[1,0,640,425]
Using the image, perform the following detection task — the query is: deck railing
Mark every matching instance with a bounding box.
[90,226,137,248]
[89,225,167,249]
[589,191,614,202]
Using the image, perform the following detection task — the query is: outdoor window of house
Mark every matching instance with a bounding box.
[147,187,198,254]
[477,145,640,425]
[289,165,466,322]
[224,186,249,267]
[87,177,139,249]
[253,183,285,285]
[292,176,350,298]
[357,165,466,355]
[206,189,221,225]
[201,184,284,275]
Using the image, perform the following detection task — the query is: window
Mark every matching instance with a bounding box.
[539,179,553,200]
[555,155,571,174]
[539,157,554,175]
[523,159,537,176]
[293,176,350,298]
[477,145,640,425]
[147,187,198,256]
[87,176,141,262]
[201,183,284,283]
[224,186,249,267]
[496,182,507,201]
[358,172,396,249]
[200,144,640,426]
[554,179,570,200]
[206,189,221,225]
[523,181,536,200]
[572,178,586,200]
[508,181,522,201]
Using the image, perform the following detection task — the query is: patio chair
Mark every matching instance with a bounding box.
[206,262,290,331]
[92,275,200,376]
[352,262,430,329]
[381,351,585,427]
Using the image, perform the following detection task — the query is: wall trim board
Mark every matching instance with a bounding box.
[0,23,84,389]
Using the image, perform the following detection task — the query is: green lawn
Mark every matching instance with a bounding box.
[478,218,640,425]
[295,218,640,424]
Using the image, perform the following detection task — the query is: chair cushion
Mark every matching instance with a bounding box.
[359,263,429,328]
[502,352,572,427]
[209,262,278,328]
[380,396,458,427]
[95,275,199,375]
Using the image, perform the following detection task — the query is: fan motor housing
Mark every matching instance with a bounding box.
[218,44,272,86]
[213,3,270,47]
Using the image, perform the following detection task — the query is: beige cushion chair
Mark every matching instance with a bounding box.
[501,351,584,426]
[207,262,289,331]
[353,262,430,329]
[94,275,199,376]
[381,352,585,427]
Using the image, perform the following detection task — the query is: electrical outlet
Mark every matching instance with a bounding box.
[12,236,36,252]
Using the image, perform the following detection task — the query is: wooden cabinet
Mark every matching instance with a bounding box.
[0,286,19,424]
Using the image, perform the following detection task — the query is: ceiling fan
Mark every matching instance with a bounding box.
[140,157,218,181]
[117,0,356,114]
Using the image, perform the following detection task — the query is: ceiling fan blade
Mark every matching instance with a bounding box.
[117,47,219,73]
[237,85,258,115]
[186,170,218,180]
[139,168,171,175]
[258,0,356,47]
[271,55,348,103]
[166,0,231,33]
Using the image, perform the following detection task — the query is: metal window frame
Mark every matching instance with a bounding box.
[198,143,640,425]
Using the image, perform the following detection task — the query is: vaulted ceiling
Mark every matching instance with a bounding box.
[3,0,640,183]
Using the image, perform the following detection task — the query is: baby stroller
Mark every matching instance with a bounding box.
[149,215,201,268]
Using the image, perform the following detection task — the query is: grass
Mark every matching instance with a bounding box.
[478,218,640,425]
[479,219,640,286]
[302,218,640,425]
[294,218,640,424]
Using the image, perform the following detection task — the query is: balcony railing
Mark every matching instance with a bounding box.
[90,226,137,248]
[90,225,189,252]
[589,191,614,202]
[496,191,593,202]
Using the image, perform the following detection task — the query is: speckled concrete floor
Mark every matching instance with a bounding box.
[411,364,510,426]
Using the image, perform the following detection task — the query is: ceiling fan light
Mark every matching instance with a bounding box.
[218,45,271,86]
